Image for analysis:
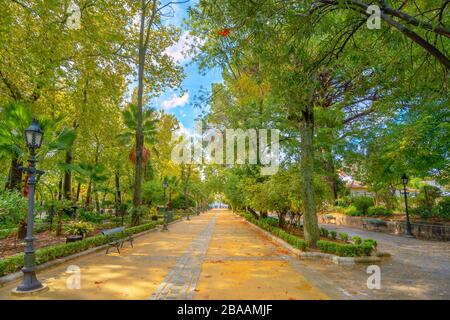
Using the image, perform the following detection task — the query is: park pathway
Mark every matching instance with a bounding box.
[0,209,328,300]
[3,209,446,300]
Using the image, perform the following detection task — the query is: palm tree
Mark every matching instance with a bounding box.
[74,163,108,209]
[118,104,159,206]
[118,103,159,161]
[0,102,75,190]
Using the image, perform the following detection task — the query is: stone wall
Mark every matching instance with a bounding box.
[319,213,449,241]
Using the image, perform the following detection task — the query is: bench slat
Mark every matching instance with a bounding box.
[101,226,125,235]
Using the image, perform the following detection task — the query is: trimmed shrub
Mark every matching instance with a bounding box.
[320,227,329,237]
[339,232,349,242]
[367,206,393,217]
[262,217,279,227]
[330,231,337,240]
[362,238,378,250]
[352,235,362,245]
[238,211,376,257]
[352,196,374,215]
[344,205,361,216]
[240,212,307,251]
[317,241,359,257]
[317,240,376,257]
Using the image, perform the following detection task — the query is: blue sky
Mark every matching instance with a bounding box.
[152,1,223,135]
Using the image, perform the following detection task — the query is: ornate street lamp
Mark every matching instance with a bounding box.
[162,178,168,231]
[401,173,414,237]
[13,119,47,294]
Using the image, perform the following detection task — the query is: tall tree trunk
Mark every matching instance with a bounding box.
[134,0,158,206]
[133,0,147,207]
[85,179,92,207]
[94,191,100,212]
[115,171,122,208]
[300,103,320,247]
[6,154,22,190]
[325,157,338,202]
[63,149,72,200]
[76,182,81,202]
[58,178,63,201]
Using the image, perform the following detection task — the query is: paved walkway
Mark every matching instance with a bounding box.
[316,224,450,299]
[0,210,328,300]
[1,210,447,300]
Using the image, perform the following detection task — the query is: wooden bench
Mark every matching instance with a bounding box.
[101,227,133,254]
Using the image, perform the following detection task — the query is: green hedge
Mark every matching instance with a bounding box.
[239,212,307,251]
[317,240,376,257]
[0,220,164,277]
[367,206,392,217]
[238,212,377,257]
[344,205,362,216]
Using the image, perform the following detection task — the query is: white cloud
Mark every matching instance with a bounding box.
[165,31,202,64]
[162,92,189,110]
[174,122,193,138]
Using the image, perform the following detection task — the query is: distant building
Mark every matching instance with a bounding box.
[338,171,419,197]
[338,171,374,196]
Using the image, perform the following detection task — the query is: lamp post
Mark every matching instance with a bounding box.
[162,178,168,231]
[13,119,47,294]
[401,173,414,238]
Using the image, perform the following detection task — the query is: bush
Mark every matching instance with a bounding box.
[416,185,441,208]
[64,221,94,238]
[434,197,450,220]
[172,195,195,209]
[410,206,433,219]
[330,231,337,240]
[352,196,374,215]
[128,206,148,226]
[362,238,378,250]
[344,205,361,216]
[317,240,374,257]
[320,227,329,237]
[149,207,158,216]
[352,235,362,245]
[367,206,393,217]
[0,227,15,239]
[335,198,350,208]
[262,217,279,227]
[339,232,349,242]
[242,212,307,251]
[0,189,27,229]
[78,209,110,223]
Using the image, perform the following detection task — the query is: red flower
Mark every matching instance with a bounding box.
[218,28,231,37]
